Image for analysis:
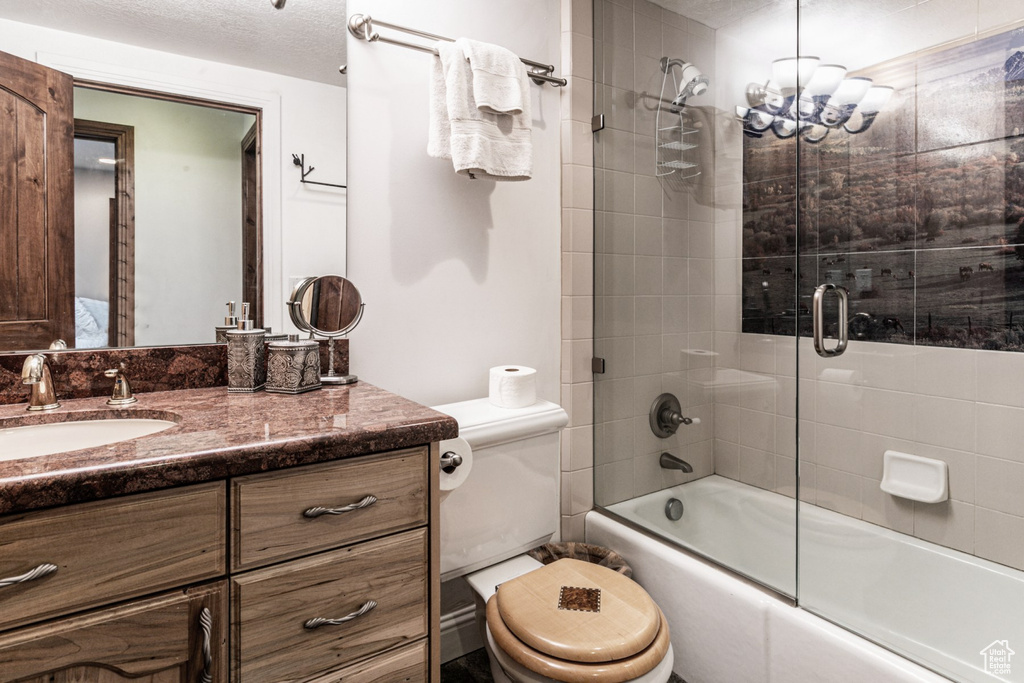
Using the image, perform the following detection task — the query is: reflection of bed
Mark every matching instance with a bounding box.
[75,296,109,348]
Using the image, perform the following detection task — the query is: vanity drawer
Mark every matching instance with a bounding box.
[231,528,428,683]
[0,482,225,632]
[305,640,428,683]
[231,446,428,570]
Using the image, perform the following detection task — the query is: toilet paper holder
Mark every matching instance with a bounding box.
[440,450,464,474]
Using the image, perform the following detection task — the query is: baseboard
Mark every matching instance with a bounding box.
[440,603,483,663]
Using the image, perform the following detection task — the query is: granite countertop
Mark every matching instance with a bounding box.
[0,382,459,515]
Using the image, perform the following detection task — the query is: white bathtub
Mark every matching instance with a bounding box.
[594,475,1024,683]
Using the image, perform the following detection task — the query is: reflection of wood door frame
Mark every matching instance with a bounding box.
[241,123,262,328]
[74,119,135,347]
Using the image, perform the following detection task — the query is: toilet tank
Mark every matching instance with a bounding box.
[432,398,568,582]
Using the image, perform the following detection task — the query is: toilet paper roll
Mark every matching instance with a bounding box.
[439,436,474,492]
[489,365,538,409]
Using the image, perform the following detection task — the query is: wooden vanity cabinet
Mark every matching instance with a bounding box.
[0,443,441,683]
[229,445,436,683]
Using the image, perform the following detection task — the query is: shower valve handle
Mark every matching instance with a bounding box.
[650,393,699,438]
[662,409,699,426]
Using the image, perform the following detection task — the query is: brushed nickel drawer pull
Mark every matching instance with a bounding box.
[303,600,378,629]
[303,494,378,518]
[0,563,58,589]
[199,607,213,683]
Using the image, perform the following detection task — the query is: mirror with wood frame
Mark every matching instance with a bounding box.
[0,51,262,354]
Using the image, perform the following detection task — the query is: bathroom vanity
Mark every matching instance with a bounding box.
[0,383,458,682]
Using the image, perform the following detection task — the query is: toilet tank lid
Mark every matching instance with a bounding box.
[466,554,545,602]
[431,398,568,450]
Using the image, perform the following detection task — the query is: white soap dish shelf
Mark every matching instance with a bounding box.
[880,450,948,503]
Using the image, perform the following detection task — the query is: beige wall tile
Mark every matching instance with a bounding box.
[739,445,775,490]
[975,507,1024,571]
[976,456,1024,517]
[715,439,739,479]
[915,499,975,554]
[861,486,915,535]
[815,467,863,518]
[595,459,635,505]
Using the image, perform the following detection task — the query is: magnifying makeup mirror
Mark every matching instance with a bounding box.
[288,275,365,385]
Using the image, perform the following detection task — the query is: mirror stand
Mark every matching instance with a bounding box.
[321,305,363,385]
[288,275,365,386]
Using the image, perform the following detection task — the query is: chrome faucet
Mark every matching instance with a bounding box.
[21,354,60,411]
[660,452,693,473]
[104,366,138,406]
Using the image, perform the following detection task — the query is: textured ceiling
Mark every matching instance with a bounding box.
[650,0,923,30]
[0,0,347,85]
[649,0,781,28]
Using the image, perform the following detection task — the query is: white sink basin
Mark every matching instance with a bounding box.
[0,418,177,462]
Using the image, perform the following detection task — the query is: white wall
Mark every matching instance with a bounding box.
[73,165,114,301]
[0,17,347,338]
[346,0,562,407]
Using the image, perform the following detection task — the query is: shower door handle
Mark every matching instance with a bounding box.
[812,283,849,358]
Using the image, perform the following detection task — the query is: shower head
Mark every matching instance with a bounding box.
[271,0,286,8]
[661,58,709,108]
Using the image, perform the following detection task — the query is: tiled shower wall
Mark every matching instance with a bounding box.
[712,4,1024,572]
[589,0,719,508]
[569,0,1024,574]
[559,0,720,540]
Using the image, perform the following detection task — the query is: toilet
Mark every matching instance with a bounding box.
[434,398,675,683]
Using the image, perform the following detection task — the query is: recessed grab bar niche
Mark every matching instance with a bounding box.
[347,14,567,87]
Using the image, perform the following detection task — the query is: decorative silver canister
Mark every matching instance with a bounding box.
[226,303,266,393]
[266,335,321,394]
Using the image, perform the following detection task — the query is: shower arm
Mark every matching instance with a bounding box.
[632,91,681,111]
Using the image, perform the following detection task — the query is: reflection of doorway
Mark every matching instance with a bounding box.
[241,123,262,328]
[74,119,135,347]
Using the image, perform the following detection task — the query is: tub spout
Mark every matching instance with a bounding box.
[660,452,693,473]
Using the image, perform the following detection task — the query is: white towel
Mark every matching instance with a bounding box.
[459,37,528,115]
[427,40,532,181]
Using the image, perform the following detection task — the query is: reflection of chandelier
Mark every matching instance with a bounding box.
[737,56,893,143]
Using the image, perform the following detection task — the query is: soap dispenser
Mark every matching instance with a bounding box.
[226,302,266,392]
[215,301,239,343]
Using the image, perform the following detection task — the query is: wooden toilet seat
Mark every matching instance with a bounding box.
[487,595,671,683]
[486,559,670,683]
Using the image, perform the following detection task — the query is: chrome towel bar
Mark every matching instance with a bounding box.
[347,13,567,87]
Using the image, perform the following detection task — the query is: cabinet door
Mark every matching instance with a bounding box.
[0,581,227,683]
[0,49,74,349]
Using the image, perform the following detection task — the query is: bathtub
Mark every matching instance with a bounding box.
[592,475,1024,683]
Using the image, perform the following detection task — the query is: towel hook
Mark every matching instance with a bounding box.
[291,153,346,190]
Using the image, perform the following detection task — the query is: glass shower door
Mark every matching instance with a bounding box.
[590,0,802,598]
[795,2,1024,680]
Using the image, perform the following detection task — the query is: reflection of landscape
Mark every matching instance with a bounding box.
[742,27,1024,351]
